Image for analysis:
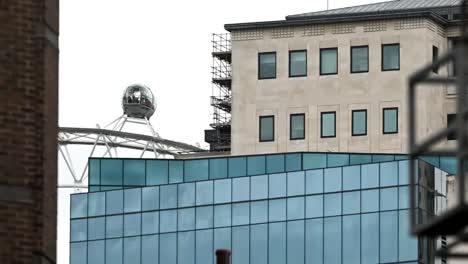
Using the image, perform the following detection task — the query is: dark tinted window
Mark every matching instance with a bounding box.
[351,46,369,73]
[352,110,367,136]
[289,50,307,77]
[290,114,305,140]
[259,52,276,79]
[321,112,336,138]
[260,116,274,142]
[382,44,400,71]
[448,113,457,140]
[383,108,398,134]
[320,48,338,75]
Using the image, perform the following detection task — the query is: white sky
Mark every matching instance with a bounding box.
[58,0,390,263]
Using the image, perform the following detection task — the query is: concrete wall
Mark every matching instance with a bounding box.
[230,18,457,155]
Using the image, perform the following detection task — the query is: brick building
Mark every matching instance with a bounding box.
[0,0,58,263]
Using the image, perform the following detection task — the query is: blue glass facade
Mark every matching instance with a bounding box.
[71,152,452,264]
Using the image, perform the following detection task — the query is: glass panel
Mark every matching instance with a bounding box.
[232,226,249,264]
[350,154,372,165]
[106,239,122,264]
[399,210,418,261]
[209,158,227,179]
[380,161,398,186]
[214,179,231,204]
[101,159,122,186]
[343,215,360,264]
[106,190,123,214]
[327,153,349,167]
[214,228,231,255]
[124,188,141,213]
[267,154,284,174]
[291,114,305,139]
[306,195,323,218]
[70,219,87,242]
[196,206,213,229]
[232,202,249,226]
[178,231,195,264]
[124,236,141,264]
[88,240,104,264]
[196,181,213,205]
[123,160,145,186]
[196,229,213,264]
[380,187,398,210]
[88,217,105,240]
[251,201,268,224]
[71,194,87,218]
[228,157,246,177]
[146,160,168,185]
[343,165,360,191]
[324,167,341,192]
[269,199,286,221]
[142,235,158,264]
[160,185,177,209]
[247,155,265,176]
[399,160,410,185]
[320,48,338,74]
[260,116,274,142]
[89,186,100,192]
[269,173,286,198]
[70,242,87,264]
[168,160,183,183]
[351,46,369,72]
[306,218,323,263]
[287,197,305,220]
[290,50,307,76]
[286,153,302,172]
[383,108,398,133]
[361,213,379,264]
[324,216,341,264]
[352,110,367,135]
[142,186,159,211]
[321,112,336,137]
[361,189,379,212]
[287,171,305,196]
[178,208,195,231]
[185,159,209,182]
[269,222,286,264]
[124,213,141,236]
[287,220,305,264]
[383,44,400,70]
[303,153,326,170]
[214,204,231,227]
[259,53,276,79]
[142,211,159,235]
[250,224,268,264]
[373,154,394,162]
[343,191,360,214]
[361,163,379,188]
[106,215,123,238]
[233,177,249,202]
[178,183,195,207]
[399,186,409,209]
[88,192,105,217]
[324,193,341,216]
[160,233,176,264]
[380,211,398,262]
[306,169,323,194]
[160,210,177,233]
[251,175,268,200]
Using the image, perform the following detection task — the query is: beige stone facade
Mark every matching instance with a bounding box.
[229,17,460,156]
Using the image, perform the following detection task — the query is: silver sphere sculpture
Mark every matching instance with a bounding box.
[122,84,156,119]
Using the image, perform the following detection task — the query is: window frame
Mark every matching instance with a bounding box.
[351,109,367,136]
[259,115,275,142]
[320,47,338,76]
[320,111,337,138]
[381,43,400,71]
[289,50,307,78]
[258,52,277,80]
[350,45,369,74]
[382,107,399,134]
[290,113,306,140]
[432,45,439,74]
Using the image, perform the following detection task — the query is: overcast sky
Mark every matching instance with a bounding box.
[58,0,390,263]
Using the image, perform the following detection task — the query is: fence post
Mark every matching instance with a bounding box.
[215,249,231,264]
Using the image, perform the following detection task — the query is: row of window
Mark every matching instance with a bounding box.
[258,44,401,79]
[259,107,398,142]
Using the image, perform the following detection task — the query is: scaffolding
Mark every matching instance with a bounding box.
[205,33,232,151]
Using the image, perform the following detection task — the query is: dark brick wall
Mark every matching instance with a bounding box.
[0,0,58,263]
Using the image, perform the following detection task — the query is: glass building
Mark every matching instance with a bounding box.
[70,152,454,264]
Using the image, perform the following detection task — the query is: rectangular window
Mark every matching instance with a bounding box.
[259,115,274,142]
[383,107,398,134]
[382,44,400,71]
[258,52,276,79]
[351,46,369,73]
[447,113,457,140]
[289,50,307,77]
[433,46,439,73]
[321,111,336,138]
[320,48,338,75]
[290,113,305,140]
[352,109,367,136]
